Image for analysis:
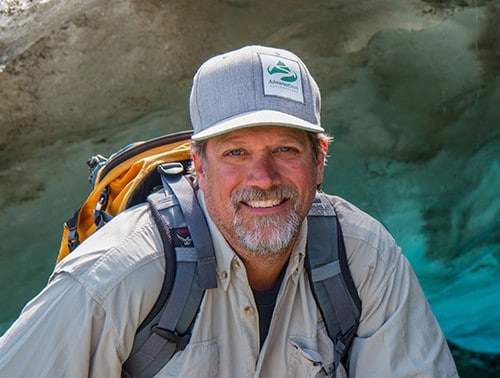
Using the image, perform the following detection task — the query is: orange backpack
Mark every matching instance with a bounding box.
[57,130,193,262]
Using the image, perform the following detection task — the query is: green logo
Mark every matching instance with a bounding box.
[267,60,298,82]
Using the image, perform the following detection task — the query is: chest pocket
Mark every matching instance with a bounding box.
[288,330,335,378]
[155,337,219,377]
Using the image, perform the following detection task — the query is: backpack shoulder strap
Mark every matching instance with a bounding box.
[122,163,217,378]
[305,192,361,372]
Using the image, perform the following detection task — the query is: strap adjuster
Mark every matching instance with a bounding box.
[151,326,191,351]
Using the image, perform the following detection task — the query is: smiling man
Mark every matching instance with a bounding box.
[192,126,323,291]
[184,45,457,377]
[185,46,457,377]
[0,45,458,377]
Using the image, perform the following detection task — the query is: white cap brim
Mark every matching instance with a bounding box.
[191,110,324,141]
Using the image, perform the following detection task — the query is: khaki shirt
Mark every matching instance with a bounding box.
[0,195,458,377]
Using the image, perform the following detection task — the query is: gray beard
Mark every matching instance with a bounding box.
[231,186,302,258]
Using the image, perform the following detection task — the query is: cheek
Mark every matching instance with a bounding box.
[201,165,238,204]
[290,161,319,187]
[201,171,240,235]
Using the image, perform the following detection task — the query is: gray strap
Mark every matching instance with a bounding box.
[324,276,357,335]
[122,217,200,377]
[306,193,361,371]
[307,201,336,216]
[156,260,199,331]
[176,247,199,262]
[124,259,201,378]
[122,174,217,377]
[310,260,340,282]
[161,174,217,290]
[306,200,342,338]
[123,332,177,378]
[308,200,357,335]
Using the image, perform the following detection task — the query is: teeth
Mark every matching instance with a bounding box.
[247,199,281,208]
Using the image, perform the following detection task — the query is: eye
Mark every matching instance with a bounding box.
[276,146,298,153]
[224,149,244,157]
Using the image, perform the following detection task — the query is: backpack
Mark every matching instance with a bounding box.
[57,130,193,263]
[57,130,362,378]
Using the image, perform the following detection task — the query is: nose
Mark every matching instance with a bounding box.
[246,153,281,189]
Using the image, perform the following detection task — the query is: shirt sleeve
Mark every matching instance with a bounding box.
[0,272,122,378]
[346,232,459,377]
[0,205,165,378]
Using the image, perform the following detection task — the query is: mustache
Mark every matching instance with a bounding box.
[231,185,298,206]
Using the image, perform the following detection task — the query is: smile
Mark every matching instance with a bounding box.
[246,198,283,208]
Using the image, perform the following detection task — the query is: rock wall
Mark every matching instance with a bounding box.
[0,0,455,163]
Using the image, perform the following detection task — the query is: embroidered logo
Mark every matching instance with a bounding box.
[260,53,304,103]
[267,61,298,83]
[172,227,193,247]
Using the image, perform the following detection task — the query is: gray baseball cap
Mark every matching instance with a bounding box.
[190,45,324,141]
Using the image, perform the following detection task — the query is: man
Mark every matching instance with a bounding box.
[0,45,458,377]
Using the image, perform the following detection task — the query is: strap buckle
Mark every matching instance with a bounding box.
[151,326,191,351]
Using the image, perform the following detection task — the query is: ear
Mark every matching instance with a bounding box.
[315,143,327,188]
[191,149,207,191]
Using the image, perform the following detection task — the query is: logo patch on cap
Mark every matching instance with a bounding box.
[260,53,304,103]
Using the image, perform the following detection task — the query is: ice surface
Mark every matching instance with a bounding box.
[0,1,498,365]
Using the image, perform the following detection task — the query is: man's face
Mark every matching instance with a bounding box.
[193,126,326,260]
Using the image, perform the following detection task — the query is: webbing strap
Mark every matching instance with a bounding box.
[156,261,198,332]
[122,192,191,378]
[310,260,340,282]
[65,210,80,252]
[122,173,217,378]
[175,248,199,262]
[324,276,357,335]
[308,201,356,335]
[123,259,201,378]
[306,194,361,373]
[134,194,177,333]
[122,333,177,378]
[161,174,217,290]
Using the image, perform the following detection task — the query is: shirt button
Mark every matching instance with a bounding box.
[219,271,228,280]
[243,306,254,317]
[232,260,241,271]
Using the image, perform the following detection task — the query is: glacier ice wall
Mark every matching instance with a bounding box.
[0,0,498,360]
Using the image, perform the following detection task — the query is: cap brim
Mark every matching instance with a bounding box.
[191,110,324,141]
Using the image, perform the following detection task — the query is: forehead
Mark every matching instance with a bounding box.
[206,126,311,148]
